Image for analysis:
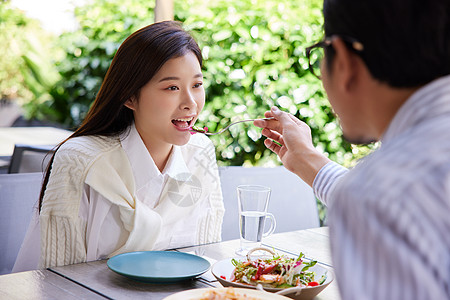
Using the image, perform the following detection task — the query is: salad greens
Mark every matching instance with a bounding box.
[230,252,327,289]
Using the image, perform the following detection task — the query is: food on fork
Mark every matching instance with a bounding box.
[230,251,327,289]
[199,287,258,300]
[189,117,274,135]
[190,125,209,134]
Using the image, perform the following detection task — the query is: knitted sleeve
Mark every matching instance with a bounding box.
[39,136,119,268]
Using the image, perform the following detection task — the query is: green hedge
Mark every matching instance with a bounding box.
[0,1,59,116]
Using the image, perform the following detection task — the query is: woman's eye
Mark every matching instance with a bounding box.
[167,86,179,91]
[193,82,203,88]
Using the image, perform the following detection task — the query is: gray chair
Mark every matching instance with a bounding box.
[218,166,319,241]
[0,172,43,275]
[8,144,54,173]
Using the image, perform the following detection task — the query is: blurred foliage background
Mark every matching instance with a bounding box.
[1,0,376,224]
[0,1,60,119]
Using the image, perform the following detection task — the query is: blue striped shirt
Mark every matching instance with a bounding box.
[313,75,450,300]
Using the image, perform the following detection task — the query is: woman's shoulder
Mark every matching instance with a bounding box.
[57,135,121,160]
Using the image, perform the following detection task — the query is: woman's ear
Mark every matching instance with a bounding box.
[124,97,136,111]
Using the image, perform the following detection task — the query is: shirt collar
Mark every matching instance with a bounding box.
[163,145,191,181]
[382,75,450,143]
[120,123,192,191]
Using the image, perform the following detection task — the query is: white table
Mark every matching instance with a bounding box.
[0,228,341,300]
[0,127,72,157]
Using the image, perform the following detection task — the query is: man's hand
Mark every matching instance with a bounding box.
[254,106,331,186]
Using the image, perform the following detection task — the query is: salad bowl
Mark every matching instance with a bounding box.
[211,249,333,300]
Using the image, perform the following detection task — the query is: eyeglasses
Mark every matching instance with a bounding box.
[305,36,364,79]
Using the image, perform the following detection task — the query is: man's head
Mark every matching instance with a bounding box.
[318,0,450,144]
[323,0,450,87]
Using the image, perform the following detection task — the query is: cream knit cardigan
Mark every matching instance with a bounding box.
[39,134,224,268]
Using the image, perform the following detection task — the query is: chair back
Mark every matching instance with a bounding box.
[8,144,54,173]
[0,172,43,275]
[218,166,319,241]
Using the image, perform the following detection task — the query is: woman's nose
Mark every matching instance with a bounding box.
[181,91,197,110]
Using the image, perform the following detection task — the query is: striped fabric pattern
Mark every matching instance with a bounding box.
[313,161,348,206]
[313,75,450,300]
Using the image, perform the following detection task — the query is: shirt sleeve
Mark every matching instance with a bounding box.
[202,152,225,244]
[312,161,348,206]
[12,208,41,273]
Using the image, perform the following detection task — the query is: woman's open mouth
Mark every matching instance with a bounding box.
[172,117,194,131]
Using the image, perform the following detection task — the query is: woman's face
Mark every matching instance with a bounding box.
[125,51,205,148]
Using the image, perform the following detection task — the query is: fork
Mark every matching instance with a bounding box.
[191,117,275,135]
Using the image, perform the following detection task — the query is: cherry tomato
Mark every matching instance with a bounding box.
[308,281,319,286]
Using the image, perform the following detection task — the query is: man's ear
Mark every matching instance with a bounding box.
[330,37,361,93]
[124,97,136,111]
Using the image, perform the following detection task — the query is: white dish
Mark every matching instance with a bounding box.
[163,287,291,299]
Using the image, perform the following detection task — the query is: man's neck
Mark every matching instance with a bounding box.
[365,81,419,140]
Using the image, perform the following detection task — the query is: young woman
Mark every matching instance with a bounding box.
[13,21,225,271]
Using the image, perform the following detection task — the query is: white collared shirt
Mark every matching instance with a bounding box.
[313,75,450,300]
[82,124,221,260]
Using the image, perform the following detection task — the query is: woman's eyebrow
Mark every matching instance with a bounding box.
[158,76,179,82]
[158,73,203,82]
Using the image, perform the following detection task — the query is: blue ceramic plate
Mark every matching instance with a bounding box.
[107,251,210,283]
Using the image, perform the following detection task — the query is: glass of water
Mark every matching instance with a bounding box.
[236,185,276,256]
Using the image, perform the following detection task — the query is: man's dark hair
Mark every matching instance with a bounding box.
[323,0,450,87]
